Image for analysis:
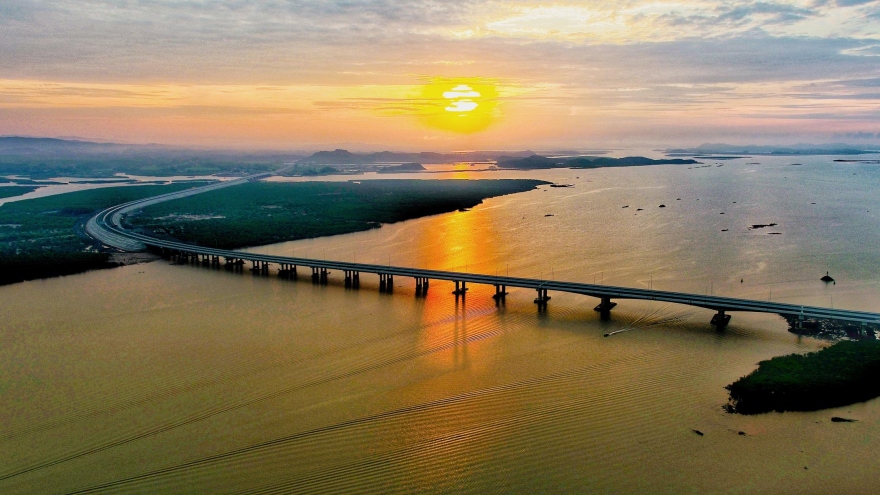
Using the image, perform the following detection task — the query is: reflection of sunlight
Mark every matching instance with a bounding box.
[415,195,497,273]
[417,78,499,133]
[448,163,477,180]
[413,191,502,370]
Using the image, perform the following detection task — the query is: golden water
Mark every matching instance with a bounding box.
[2,157,879,493]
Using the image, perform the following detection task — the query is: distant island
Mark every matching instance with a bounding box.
[495,155,699,170]
[377,162,426,174]
[726,340,880,414]
[667,143,876,156]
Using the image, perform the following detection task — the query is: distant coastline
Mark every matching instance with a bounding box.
[495,155,699,170]
[287,150,700,175]
[666,143,877,156]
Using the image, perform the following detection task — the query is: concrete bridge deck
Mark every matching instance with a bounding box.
[87,176,880,328]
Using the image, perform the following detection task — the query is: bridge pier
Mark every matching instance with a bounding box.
[534,288,551,308]
[310,266,328,284]
[212,255,220,267]
[278,263,290,278]
[711,310,731,329]
[594,297,617,319]
[344,270,359,288]
[492,284,508,302]
[415,277,429,296]
[453,280,468,296]
[379,273,393,293]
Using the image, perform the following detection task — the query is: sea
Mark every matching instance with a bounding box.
[2,152,880,493]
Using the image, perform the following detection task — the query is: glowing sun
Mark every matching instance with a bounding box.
[418,78,499,133]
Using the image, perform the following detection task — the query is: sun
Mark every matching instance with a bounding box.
[417,78,499,133]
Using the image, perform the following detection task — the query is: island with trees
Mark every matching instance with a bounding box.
[726,340,880,414]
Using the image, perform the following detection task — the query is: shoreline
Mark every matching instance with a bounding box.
[2,179,546,286]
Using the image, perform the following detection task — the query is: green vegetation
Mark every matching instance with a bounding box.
[0,182,213,285]
[726,340,880,414]
[0,186,38,199]
[130,179,546,249]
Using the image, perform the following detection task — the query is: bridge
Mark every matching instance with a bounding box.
[86,175,880,330]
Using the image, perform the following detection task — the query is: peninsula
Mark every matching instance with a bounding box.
[128,179,546,250]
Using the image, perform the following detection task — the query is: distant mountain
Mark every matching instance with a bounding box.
[0,136,123,154]
[0,136,304,160]
[298,149,535,165]
[0,136,304,179]
[666,143,876,156]
[496,155,698,170]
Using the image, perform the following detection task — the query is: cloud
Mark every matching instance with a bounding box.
[841,44,880,56]
[836,0,877,6]
[2,1,880,146]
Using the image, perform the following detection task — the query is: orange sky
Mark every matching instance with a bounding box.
[2,1,880,150]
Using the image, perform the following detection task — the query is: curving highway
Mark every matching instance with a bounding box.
[86,175,880,327]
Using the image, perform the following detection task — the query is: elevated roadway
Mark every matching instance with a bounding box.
[87,176,880,329]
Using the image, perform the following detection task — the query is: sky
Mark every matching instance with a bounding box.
[2,0,880,151]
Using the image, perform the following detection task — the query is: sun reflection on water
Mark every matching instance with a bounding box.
[411,197,505,373]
